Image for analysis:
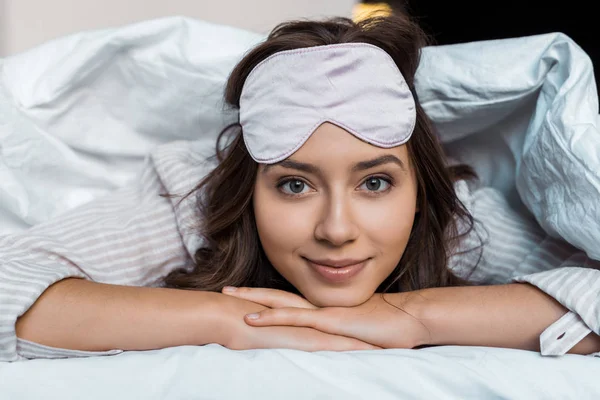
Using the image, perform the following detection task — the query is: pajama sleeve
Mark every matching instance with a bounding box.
[0,141,210,362]
[450,180,600,357]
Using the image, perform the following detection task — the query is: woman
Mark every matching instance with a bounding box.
[3,14,600,362]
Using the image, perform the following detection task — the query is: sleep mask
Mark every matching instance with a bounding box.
[239,43,416,163]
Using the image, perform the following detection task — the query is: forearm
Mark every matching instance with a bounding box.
[404,283,600,354]
[15,278,227,352]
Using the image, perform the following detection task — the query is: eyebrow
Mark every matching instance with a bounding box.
[261,154,406,175]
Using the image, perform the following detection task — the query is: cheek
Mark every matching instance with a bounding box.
[253,190,314,260]
[364,193,417,253]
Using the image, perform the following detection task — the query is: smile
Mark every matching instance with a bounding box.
[303,257,369,284]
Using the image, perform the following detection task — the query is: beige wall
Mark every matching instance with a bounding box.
[0,0,355,56]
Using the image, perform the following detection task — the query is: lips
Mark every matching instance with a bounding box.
[304,257,369,283]
[306,258,367,268]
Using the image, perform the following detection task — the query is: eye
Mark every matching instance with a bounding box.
[277,176,393,197]
[359,176,392,194]
[278,178,311,196]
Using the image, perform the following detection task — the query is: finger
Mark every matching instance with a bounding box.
[245,307,325,330]
[313,330,383,351]
[246,308,359,342]
[310,334,382,351]
[264,326,382,352]
[221,287,317,309]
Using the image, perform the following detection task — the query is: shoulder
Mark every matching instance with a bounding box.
[149,139,219,256]
[150,139,219,195]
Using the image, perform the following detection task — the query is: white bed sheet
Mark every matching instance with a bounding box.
[1,344,599,399]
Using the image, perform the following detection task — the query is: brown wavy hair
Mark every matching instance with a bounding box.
[162,14,480,294]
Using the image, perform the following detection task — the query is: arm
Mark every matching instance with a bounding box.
[17,276,383,355]
[221,284,600,355]
[16,278,227,353]
[406,283,600,355]
[448,182,600,356]
[511,264,600,356]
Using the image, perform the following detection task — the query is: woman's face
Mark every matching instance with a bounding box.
[253,122,418,307]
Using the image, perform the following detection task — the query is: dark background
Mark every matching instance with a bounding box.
[372,0,599,97]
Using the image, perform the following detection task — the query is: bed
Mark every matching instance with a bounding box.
[1,344,599,399]
[0,16,599,399]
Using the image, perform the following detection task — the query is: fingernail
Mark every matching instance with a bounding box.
[246,313,260,320]
[222,286,237,292]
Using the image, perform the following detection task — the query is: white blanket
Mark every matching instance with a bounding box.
[1,16,599,398]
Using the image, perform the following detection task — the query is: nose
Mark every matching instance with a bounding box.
[313,194,360,246]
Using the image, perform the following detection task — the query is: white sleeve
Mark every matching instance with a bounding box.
[0,156,193,362]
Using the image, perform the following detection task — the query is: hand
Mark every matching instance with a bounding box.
[221,287,431,349]
[214,292,382,352]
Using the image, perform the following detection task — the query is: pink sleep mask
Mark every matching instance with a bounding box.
[239,43,416,164]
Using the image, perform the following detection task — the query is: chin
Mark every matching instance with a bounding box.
[304,288,374,308]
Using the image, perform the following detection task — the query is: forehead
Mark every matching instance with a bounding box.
[299,122,407,153]
[260,123,409,175]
